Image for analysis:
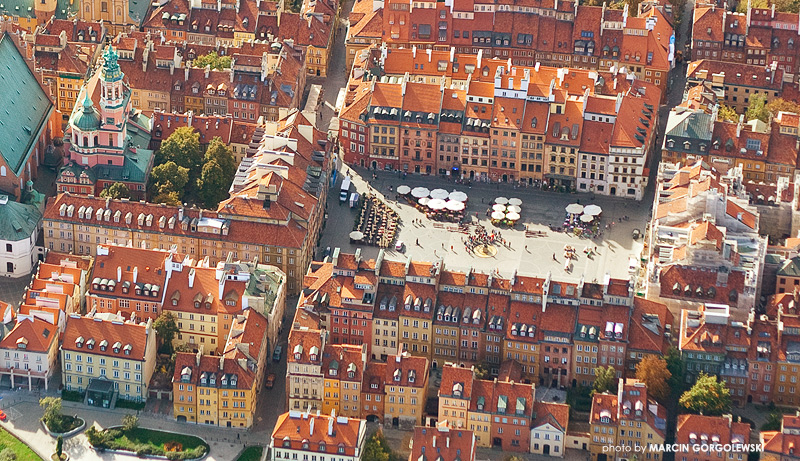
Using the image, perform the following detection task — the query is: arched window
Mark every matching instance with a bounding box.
[83,137,88,146]
[1,166,7,177]
[94,136,98,146]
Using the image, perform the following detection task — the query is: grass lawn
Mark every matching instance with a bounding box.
[111,427,208,453]
[236,446,263,461]
[0,426,43,461]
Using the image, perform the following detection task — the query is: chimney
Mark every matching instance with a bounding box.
[427,48,432,62]
[185,66,189,80]
[412,45,417,58]
[328,414,334,435]
[205,64,210,78]
[432,436,437,447]
[133,266,138,284]
[446,437,450,448]
[310,416,315,435]
[189,268,196,288]
[195,350,201,366]
[178,206,184,220]
[219,356,224,370]
[117,266,122,282]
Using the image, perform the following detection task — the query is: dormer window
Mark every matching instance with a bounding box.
[282,437,291,448]
[302,440,309,450]
[330,368,337,376]
[123,344,132,355]
[209,375,216,386]
[75,336,84,348]
[310,353,317,361]
[113,341,121,353]
[87,339,95,350]
[99,340,107,351]
[318,443,326,452]
[338,445,345,454]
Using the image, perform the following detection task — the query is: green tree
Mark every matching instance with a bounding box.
[197,160,229,208]
[39,396,62,427]
[154,311,179,353]
[717,105,739,122]
[196,137,236,208]
[592,366,617,396]
[362,432,393,461]
[0,448,15,461]
[773,0,800,13]
[149,161,190,202]
[152,190,181,206]
[56,435,63,457]
[746,94,770,123]
[635,355,671,403]
[767,97,800,116]
[737,0,767,12]
[665,346,685,391]
[99,182,131,199]
[762,409,783,431]
[473,361,491,380]
[156,127,202,187]
[85,425,104,447]
[122,414,139,432]
[679,372,732,415]
[191,51,232,70]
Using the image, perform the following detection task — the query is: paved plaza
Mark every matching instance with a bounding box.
[320,165,651,286]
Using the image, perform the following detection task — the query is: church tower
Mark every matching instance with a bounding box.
[99,46,126,128]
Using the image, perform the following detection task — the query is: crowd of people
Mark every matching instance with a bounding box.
[463,225,510,253]
[355,194,399,247]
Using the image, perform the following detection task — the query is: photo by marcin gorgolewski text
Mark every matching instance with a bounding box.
[603,442,763,456]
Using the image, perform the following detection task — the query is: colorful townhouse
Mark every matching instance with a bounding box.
[61,312,157,405]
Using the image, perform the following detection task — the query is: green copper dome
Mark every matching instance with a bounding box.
[70,90,100,131]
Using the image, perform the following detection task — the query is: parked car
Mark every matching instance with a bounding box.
[0,410,8,421]
[272,345,283,362]
[395,241,404,252]
[265,374,276,389]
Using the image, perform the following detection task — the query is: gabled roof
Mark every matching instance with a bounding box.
[0,33,55,177]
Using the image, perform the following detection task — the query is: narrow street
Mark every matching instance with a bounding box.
[318,0,357,131]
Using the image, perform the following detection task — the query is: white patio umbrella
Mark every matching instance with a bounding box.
[491,211,506,220]
[411,187,430,198]
[448,191,468,202]
[396,185,411,195]
[430,188,450,200]
[506,205,521,213]
[492,204,506,212]
[418,197,430,206]
[494,197,509,205]
[580,214,594,223]
[446,201,465,212]
[508,198,522,206]
[583,204,602,216]
[428,198,448,210]
[349,231,364,240]
[506,212,521,221]
[565,203,584,214]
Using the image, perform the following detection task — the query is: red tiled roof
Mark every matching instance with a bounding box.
[62,314,151,360]
[271,412,364,456]
[0,317,57,353]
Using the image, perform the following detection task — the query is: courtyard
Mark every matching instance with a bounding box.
[318,165,652,286]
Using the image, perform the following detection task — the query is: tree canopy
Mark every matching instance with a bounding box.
[717,105,739,122]
[149,161,189,204]
[191,51,232,70]
[665,346,685,391]
[746,94,770,123]
[154,312,179,353]
[679,372,732,415]
[635,355,672,402]
[767,97,800,117]
[196,137,237,208]
[99,182,131,199]
[592,366,617,396]
[362,432,400,461]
